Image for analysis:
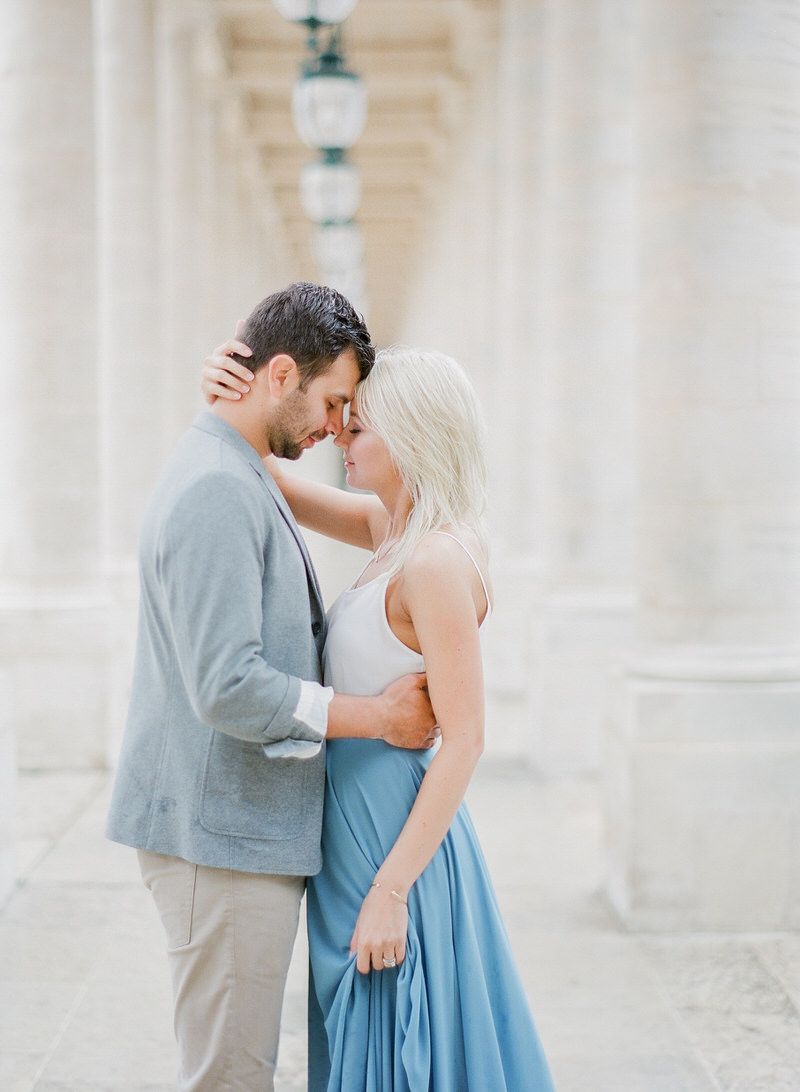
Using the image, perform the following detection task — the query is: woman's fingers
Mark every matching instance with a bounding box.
[209,353,254,382]
[206,382,241,401]
[201,365,251,401]
[354,943,403,974]
[210,365,250,393]
[213,337,253,361]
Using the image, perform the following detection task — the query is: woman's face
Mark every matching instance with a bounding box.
[334,403,398,494]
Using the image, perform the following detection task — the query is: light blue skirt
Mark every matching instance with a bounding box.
[306,739,556,1091]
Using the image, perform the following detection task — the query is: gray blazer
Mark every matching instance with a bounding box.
[106,411,328,875]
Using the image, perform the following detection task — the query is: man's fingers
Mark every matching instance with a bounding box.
[234,317,246,339]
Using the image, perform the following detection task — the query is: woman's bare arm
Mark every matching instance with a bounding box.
[200,335,387,551]
[265,456,387,551]
[348,535,487,973]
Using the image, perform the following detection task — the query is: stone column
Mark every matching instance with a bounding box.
[607,0,800,930]
[94,0,163,763]
[0,669,14,905]
[156,0,209,444]
[0,1,111,770]
[482,0,547,762]
[95,0,162,570]
[530,0,638,775]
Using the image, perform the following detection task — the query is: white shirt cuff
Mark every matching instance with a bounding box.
[261,680,333,760]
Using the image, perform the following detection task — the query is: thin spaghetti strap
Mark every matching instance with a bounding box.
[430,531,492,616]
[349,553,377,591]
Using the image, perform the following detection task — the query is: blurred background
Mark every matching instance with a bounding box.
[1,1,800,1089]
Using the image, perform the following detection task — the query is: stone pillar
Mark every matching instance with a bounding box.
[607,0,800,930]
[94,0,163,763]
[95,0,162,570]
[0,670,15,905]
[0,1,111,770]
[156,0,209,444]
[530,0,638,776]
[482,0,546,763]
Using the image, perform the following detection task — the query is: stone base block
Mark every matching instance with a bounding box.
[606,667,800,931]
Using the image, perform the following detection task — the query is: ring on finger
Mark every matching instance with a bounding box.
[382,953,397,968]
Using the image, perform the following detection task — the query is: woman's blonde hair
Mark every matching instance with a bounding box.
[355,345,488,575]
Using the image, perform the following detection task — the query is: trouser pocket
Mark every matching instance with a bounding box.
[138,849,197,949]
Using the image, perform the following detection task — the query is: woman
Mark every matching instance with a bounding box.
[202,342,554,1091]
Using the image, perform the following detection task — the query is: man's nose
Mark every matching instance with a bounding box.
[326,407,345,436]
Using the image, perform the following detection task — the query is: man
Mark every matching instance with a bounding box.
[107,283,436,1090]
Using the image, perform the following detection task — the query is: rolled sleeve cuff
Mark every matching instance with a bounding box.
[261,680,333,760]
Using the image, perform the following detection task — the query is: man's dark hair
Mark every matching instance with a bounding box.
[233,282,374,387]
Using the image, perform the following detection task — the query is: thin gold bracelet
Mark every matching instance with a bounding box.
[370,880,408,906]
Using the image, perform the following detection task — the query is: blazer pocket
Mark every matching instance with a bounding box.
[198,732,314,841]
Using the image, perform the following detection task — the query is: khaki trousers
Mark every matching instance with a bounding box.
[138,850,304,1091]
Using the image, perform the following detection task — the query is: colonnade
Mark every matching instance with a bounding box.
[0,0,292,904]
[400,0,800,928]
[1,0,799,930]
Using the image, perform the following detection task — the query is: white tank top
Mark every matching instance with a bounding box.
[322,532,491,697]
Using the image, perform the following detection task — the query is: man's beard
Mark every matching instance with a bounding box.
[268,388,313,460]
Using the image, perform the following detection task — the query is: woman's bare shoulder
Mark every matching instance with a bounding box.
[401,529,490,604]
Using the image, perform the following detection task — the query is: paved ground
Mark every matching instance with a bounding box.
[2,764,800,1091]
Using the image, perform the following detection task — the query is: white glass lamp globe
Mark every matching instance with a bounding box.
[312,221,364,270]
[273,0,358,24]
[293,69,367,150]
[301,157,361,223]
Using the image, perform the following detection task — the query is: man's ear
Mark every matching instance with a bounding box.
[264,353,299,398]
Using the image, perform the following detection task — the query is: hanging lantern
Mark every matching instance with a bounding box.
[301,152,361,223]
[272,0,358,26]
[292,42,367,151]
[312,221,363,270]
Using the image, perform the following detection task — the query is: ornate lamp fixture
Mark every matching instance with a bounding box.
[273,0,367,309]
[312,220,363,271]
[292,33,367,152]
[300,150,361,223]
[272,1,358,30]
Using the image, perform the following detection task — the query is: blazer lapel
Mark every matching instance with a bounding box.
[190,412,325,617]
[254,465,325,615]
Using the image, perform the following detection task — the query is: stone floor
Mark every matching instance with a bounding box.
[2,764,800,1091]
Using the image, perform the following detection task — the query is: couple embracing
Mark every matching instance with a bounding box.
[107,283,554,1091]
